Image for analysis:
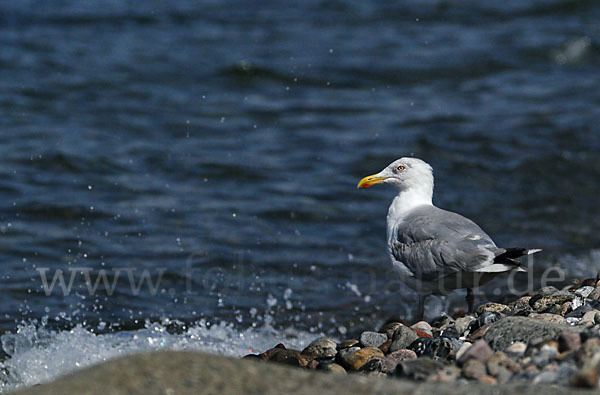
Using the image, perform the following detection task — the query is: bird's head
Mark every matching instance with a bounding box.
[357,157,434,193]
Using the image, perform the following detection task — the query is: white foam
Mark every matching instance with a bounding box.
[0,318,323,392]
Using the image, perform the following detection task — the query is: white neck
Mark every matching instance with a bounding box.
[387,187,433,221]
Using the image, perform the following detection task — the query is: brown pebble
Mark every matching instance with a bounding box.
[572,369,598,388]
[458,339,493,364]
[462,359,487,379]
[558,330,581,352]
[338,339,360,349]
[378,339,391,354]
[306,359,319,369]
[415,329,433,338]
[478,375,497,385]
[468,323,491,341]
[347,347,384,371]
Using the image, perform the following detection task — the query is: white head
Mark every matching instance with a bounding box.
[357,157,434,198]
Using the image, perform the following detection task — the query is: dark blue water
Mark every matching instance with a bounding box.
[1,0,600,338]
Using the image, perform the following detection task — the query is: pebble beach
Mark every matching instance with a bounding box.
[248,277,600,389]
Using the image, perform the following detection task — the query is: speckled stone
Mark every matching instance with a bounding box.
[476,303,511,315]
[360,331,388,348]
[528,313,567,325]
[389,325,419,353]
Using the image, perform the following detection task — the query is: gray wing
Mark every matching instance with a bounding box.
[389,206,505,281]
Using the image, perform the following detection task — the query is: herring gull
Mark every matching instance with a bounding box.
[357,157,540,320]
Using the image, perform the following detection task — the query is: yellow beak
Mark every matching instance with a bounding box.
[357,174,386,189]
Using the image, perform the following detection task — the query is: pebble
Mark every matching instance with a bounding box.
[455,342,472,361]
[336,346,360,369]
[453,316,476,337]
[346,347,384,370]
[530,292,574,311]
[378,339,391,354]
[486,352,521,375]
[426,365,461,383]
[252,278,600,389]
[317,362,346,374]
[410,321,433,337]
[408,337,456,360]
[528,313,567,325]
[505,342,527,356]
[462,359,487,379]
[389,325,419,353]
[476,303,511,315]
[558,331,581,352]
[301,337,337,360]
[337,339,359,349]
[579,310,600,326]
[478,375,497,384]
[359,331,388,348]
[267,348,307,367]
[575,286,595,298]
[379,322,404,339]
[396,358,443,381]
[533,370,559,384]
[588,287,600,300]
[457,339,493,364]
[571,369,598,388]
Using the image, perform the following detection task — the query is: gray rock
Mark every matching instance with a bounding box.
[533,371,559,384]
[360,331,388,348]
[483,316,574,351]
[579,310,600,326]
[389,325,419,353]
[302,337,337,360]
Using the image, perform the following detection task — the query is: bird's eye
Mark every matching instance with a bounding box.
[396,165,406,172]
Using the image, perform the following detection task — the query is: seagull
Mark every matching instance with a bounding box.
[357,157,540,321]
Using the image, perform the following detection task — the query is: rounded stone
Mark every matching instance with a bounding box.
[389,325,419,353]
[379,322,404,339]
[346,347,384,371]
[410,321,433,337]
[337,339,359,349]
[462,359,487,379]
[301,337,337,360]
[317,362,346,374]
[457,339,493,364]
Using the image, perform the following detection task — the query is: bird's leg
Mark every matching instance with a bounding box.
[466,288,474,314]
[416,295,425,322]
